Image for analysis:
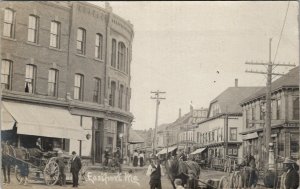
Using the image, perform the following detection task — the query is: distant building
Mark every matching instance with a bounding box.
[1,1,134,163]
[194,79,263,163]
[240,67,299,170]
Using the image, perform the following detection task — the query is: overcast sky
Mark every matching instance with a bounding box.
[91,1,299,130]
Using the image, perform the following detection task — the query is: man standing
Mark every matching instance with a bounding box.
[146,155,165,189]
[114,147,122,172]
[57,150,66,186]
[70,151,82,188]
[282,158,299,189]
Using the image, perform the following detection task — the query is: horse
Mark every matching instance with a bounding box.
[165,156,201,189]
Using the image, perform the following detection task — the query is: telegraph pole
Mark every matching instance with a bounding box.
[245,38,295,168]
[151,90,166,155]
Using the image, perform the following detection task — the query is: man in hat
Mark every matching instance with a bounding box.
[57,150,66,186]
[70,151,82,188]
[104,148,110,166]
[282,157,299,189]
[113,147,122,172]
[146,155,165,189]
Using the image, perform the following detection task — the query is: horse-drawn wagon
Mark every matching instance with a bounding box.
[2,142,88,185]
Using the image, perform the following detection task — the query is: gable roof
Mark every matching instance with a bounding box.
[240,66,299,104]
[208,86,264,116]
[129,129,145,144]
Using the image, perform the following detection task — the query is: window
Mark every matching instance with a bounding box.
[125,87,128,111]
[126,48,129,74]
[3,8,14,38]
[260,103,265,120]
[119,84,124,109]
[109,81,116,106]
[293,97,299,120]
[74,74,84,100]
[93,78,101,103]
[246,108,251,128]
[276,99,281,119]
[251,106,255,120]
[50,21,60,48]
[77,28,86,54]
[48,69,58,96]
[28,15,38,43]
[118,42,126,71]
[230,128,237,141]
[111,39,116,68]
[25,65,36,93]
[95,34,103,59]
[1,60,12,90]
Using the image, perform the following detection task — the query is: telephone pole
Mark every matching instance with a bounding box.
[245,38,295,168]
[151,90,166,155]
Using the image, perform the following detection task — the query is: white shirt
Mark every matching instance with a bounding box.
[133,152,138,157]
[146,163,165,177]
[139,153,144,158]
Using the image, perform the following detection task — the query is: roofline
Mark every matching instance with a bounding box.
[196,113,242,126]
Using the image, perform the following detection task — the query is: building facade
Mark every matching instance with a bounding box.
[0,1,134,163]
[194,80,263,163]
[240,67,299,170]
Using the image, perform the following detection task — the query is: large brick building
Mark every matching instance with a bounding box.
[0,2,134,163]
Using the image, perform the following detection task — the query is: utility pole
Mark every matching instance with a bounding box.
[245,38,295,168]
[151,90,166,155]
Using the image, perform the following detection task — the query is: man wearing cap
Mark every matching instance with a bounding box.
[146,155,165,189]
[282,157,299,189]
[57,150,66,186]
[70,151,82,188]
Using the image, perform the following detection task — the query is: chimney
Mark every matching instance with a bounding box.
[179,108,182,118]
[235,78,238,87]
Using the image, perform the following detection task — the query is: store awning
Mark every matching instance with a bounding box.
[243,132,258,140]
[1,106,15,130]
[2,101,87,141]
[156,146,177,155]
[191,147,206,155]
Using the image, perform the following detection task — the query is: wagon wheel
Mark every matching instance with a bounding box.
[15,165,21,182]
[218,176,230,189]
[229,171,240,189]
[44,159,59,185]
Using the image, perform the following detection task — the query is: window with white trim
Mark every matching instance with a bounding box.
[48,69,58,96]
[74,74,84,100]
[3,8,14,38]
[95,33,103,59]
[50,21,60,48]
[77,28,85,54]
[1,59,12,90]
[28,15,38,43]
[25,64,36,93]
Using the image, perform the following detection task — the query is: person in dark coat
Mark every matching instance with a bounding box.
[70,151,82,188]
[114,148,122,172]
[104,148,110,166]
[146,155,165,189]
[133,150,139,167]
[283,158,299,189]
[57,150,66,186]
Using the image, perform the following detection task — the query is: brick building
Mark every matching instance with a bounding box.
[0,1,134,163]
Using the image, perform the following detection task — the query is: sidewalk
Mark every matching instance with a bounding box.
[86,163,148,172]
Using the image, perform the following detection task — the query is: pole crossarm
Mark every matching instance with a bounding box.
[246,62,296,67]
[245,70,285,76]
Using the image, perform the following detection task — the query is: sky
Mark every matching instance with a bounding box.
[90,1,299,130]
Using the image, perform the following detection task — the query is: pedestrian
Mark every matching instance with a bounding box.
[133,150,139,167]
[114,147,122,172]
[57,150,66,186]
[146,155,165,189]
[174,179,185,189]
[18,161,29,185]
[104,148,110,166]
[70,151,82,188]
[282,157,299,189]
[186,170,198,189]
[139,151,145,167]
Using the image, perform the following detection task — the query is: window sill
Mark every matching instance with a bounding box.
[26,41,41,47]
[75,53,86,58]
[1,36,17,42]
[109,66,129,76]
[94,58,104,63]
[48,46,62,52]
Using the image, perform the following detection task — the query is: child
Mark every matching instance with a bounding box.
[19,161,29,185]
[174,179,185,189]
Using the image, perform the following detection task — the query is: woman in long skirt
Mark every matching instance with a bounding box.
[133,150,138,167]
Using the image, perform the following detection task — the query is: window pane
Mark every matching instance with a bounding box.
[29,16,36,29]
[51,22,58,34]
[77,29,83,41]
[95,34,99,45]
[3,23,11,37]
[4,9,13,23]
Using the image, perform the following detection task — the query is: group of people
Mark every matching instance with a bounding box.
[103,147,122,172]
[132,150,145,167]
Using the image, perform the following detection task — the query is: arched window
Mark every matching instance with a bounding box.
[93,78,101,103]
[293,97,299,120]
[109,81,116,106]
[118,42,126,71]
[125,87,128,111]
[28,15,39,43]
[48,69,58,96]
[74,74,84,100]
[3,8,15,38]
[50,21,60,48]
[95,33,103,59]
[77,28,86,54]
[111,39,116,68]
[118,84,124,109]
[1,59,12,90]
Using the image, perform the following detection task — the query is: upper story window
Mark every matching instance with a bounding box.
[111,39,116,68]
[293,97,299,120]
[95,34,103,59]
[125,87,128,111]
[50,21,60,48]
[126,48,129,74]
[74,74,84,100]
[119,84,124,109]
[25,64,36,93]
[28,15,39,43]
[260,103,265,120]
[3,8,14,38]
[93,78,101,104]
[1,59,12,90]
[77,28,86,54]
[230,128,237,141]
[276,98,281,119]
[251,106,255,120]
[48,69,58,96]
[118,42,126,71]
[109,81,116,107]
